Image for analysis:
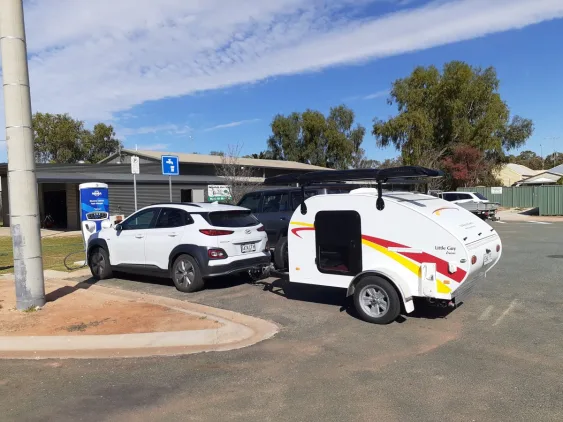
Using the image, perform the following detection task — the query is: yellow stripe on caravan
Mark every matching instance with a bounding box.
[362,239,452,294]
[290,222,315,227]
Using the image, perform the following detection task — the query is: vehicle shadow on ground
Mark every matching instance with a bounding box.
[75,271,250,292]
[259,277,456,323]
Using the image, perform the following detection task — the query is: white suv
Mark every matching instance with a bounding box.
[87,203,270,292]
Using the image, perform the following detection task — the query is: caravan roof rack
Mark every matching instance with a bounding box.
[264,166,443,214]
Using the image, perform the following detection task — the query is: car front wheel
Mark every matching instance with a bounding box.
[88,247,113,280]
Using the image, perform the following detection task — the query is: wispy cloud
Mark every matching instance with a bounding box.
[139,143,171,151]
[118,123,192,138]
[345,89,389,101]
[1,0,561,124]
[203,119,260,132]
[363,90,390,100]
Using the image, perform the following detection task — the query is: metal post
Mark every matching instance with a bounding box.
[133,173,137,211]
[0,0,45,309]
[169,176,172,202]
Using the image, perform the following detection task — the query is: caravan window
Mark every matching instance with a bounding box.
[315,210,362,276]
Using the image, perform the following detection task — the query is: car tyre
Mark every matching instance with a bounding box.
[88,247,113,280]
[274,236,289,270]
[171,254,204,293]
[353,276,401,324]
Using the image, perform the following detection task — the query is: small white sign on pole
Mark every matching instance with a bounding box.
[131,156,140,174]
[131,156,140,211]
[491,187,502,195]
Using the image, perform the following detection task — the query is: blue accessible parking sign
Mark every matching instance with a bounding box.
[161,155,179,176]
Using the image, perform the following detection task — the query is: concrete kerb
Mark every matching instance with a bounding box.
[0,275,279,359]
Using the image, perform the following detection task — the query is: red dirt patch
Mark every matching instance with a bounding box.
[0,279,220,336]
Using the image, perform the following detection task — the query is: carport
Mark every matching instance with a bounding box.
[0,163,226,229]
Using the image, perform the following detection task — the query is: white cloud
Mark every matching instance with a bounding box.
[0,0,561,125]
[203,119,261,132]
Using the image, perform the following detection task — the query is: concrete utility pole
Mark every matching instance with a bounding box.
[0,0,45,309]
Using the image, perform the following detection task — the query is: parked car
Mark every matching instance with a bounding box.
[86,203,270,292]
[237,185,357,269]
[430,191,499,220]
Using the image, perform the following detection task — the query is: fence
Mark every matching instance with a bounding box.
[457,186,563,216]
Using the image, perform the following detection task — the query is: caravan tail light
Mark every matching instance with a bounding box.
[496,244,501,253]
[199,229,234,236]
[471,255,477,265]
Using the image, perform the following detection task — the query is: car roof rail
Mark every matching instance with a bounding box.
[148,202,202,208]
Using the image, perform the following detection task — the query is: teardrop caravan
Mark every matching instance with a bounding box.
[265,167,502,324]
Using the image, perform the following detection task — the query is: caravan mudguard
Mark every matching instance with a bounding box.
[347,268,415,314]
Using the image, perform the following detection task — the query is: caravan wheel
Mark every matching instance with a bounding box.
[353,277,400,324]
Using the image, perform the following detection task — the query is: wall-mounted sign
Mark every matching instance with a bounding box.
[491,187,502,195]
[208,185,232,202]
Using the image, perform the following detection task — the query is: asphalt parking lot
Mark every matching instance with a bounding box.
[1,222,563,422]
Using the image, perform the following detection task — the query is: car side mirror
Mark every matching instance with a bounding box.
[115,224,123,232]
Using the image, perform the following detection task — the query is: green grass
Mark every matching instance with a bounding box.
[0,235,84,275]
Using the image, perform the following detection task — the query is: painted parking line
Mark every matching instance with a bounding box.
[528,221,552,225]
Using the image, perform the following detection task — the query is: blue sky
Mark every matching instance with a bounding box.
[1,0,563,162]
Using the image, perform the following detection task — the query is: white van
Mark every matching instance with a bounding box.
[265,167,502,324]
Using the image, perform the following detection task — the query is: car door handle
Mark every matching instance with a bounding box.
[135,234,144,239]
[168,233,178,237]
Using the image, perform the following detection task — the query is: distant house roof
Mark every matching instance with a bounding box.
[548,164,563,174]
[517,171,563,185]
[100,149,329,171]
[505,163,543,177]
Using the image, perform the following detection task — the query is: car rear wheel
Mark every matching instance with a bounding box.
[353,276,401,324]
[172,254,204,293]
[88,247,113,280]
[274,236,289,270]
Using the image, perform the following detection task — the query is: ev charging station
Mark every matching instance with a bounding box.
[79,183,110,256]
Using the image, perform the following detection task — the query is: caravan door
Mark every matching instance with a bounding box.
[314,210,362,275]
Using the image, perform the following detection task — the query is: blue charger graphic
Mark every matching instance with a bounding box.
[79,183,110,232]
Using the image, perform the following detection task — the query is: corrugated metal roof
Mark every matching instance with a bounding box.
[35,172,225,184]
[519,171,562,184]
[505,163,543,176]
[548,164,563,174]
[102,149,329,171]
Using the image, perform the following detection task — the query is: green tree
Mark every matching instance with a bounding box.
[33,112,122,163]
[372,62,534,175]
[544,152,563,170]
[507,150,543,170]
[267,105,366,169]
[209,151,225,156]
[81,123,121,163]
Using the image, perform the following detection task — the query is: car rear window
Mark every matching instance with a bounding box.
[207,210,259,227]
[474,193,488,200]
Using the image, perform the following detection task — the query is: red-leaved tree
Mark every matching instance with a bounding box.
[441,145,494,188]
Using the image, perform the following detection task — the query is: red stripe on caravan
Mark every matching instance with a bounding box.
[361,235,467,283]
[291,227,315,239]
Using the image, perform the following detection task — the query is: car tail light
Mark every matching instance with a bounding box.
[496,244,501,253]
[257,226,265,232]
[208,249,228,259]
[471,255,477,265]
[199,229,234,236]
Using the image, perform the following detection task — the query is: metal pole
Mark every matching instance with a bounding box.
[133,174,137,211]
[0,0,45,309]
[169,176,172,202]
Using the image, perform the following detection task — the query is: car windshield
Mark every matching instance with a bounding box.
[207,210,259,227]
[474,193,488,200]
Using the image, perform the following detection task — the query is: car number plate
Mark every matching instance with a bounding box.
[241,243,256,253]
[483,252,493,265]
